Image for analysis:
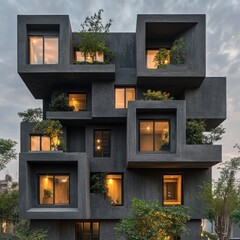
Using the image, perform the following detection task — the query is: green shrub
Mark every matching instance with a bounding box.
[153,48,169,68]
[49,91,74,111]
[143,89,173,100]
[170,38,186,64]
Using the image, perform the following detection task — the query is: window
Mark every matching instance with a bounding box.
[139,120,170,151]
[39,175,69,205]
[106,174,123,206]
[69,93,87,111]
[94,130,111,157]
[30,135,51,151]
[76,222,99,240]
[115,88,135,108]
[75,51,104,63]
[29,36,58,64]
[163,175,182,206]
[146,49,170,69]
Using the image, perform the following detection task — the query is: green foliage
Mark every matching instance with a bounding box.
[43,188,53,198]
[0,190,19,225]
[115,198,189,240]
[199,157,240,240]
[0,138,17,171]
[33,120,63,151]
[170,38,186,64]
[90,173,108,195]
[201,231,217,240]
[14,220,47,240]
[153,48,169,68]
[18,108,43,122]
[143,89,174,100]
[49,91,74,111]
[78,9,113,63]
[186,120,225,144]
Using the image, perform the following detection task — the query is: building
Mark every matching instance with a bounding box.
[17,14,226,240]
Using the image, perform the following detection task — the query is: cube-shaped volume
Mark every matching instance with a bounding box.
[19,152,90,219]
[136,15,206,87]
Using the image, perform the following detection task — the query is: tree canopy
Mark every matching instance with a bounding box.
[115,198,189,240]
[18,108,42,122]
[0,138,17,171]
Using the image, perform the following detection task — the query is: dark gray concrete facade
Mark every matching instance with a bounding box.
[18,14,226,240]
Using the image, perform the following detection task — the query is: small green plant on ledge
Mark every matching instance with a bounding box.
[77,9,114,64]
[170,37,186,64]
[90,173,109,196]
[49,91,75,111]
[33,119,64,151]
[153,48,169,68]
[143,89,174,100]
[186,119,225,144]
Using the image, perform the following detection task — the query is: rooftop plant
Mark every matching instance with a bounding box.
[153,48,169,68]
[77,9,113,64]
[143,89,174,100]
[49,91,74,111]
[170,37,186,64]
[33,119,64,151]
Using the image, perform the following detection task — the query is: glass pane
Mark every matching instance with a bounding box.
[30,136,40,151]
[41,136,51,151]
[155,121,170,151]
[95,52,104,62]
[39,175,53,205]
[126,88,135,108]
[44,37,58,64]
[146,50,158,69]
[94,131,102,157]
[75,51,85,62]
[106,174,122,205]
[92,222,99,236]
[29,36,43,64]
[84,222,91,240]
[163,175,182,206]
[140,121,153,151]
[55,176,69,204]
[69,93,87,111]
[102,131,110,157]
[115,88,125,108]
[76,222,83,240]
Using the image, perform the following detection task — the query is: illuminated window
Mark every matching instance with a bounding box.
[75,51,104,63]
[139,120,170,151]
[39,175,69,205]
[30,135,51,151]
[76,222,99,240]
[146,49,170,69]
[94,130,111,157]
[69,93,87,111]
[29,36,58,64]
[106,174,123,206]
[163,175,182,206]
[115,88,135,108]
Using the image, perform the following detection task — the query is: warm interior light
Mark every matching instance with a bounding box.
[108,178,113,184]
[147,126,150,131]
[97,139,101,143]
[97,146,101,150]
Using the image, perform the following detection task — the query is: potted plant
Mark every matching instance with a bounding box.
[143,89,174,100]
[153,48,169,68]
[170,37,186,64]
[43,188,53,204]
[33,119,64,151]
[49,91,75,111]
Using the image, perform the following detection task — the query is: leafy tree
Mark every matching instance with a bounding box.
[0,190,19,234]
[14,220,47,240]
[5,174,12,182]
[90,173,108,195]
[0,139,17,171]
[115,198,189,240]
[49,91,74,111]
[153,48,169,68]
[143,89,174,100]
[170,38,186,64]
[199,157,240,240]
[78,9,113,63]
[186,120,225,144]
[33,120,63,151]
[18,108,42,122]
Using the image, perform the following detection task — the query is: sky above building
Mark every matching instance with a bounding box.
[0,0,239,180]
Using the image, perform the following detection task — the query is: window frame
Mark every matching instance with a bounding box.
[162,174,183,206]
[28,35,59,65]
[38,173,70,206]
[106,173,124,206]
[115,87,136,109]
[75,221,100,240]
[93,130,111,158]
[30,134,51,151]
[138,119,171,152]
[68,92,87,111]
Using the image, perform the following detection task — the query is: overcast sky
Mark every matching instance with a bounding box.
[0,0,239,180]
